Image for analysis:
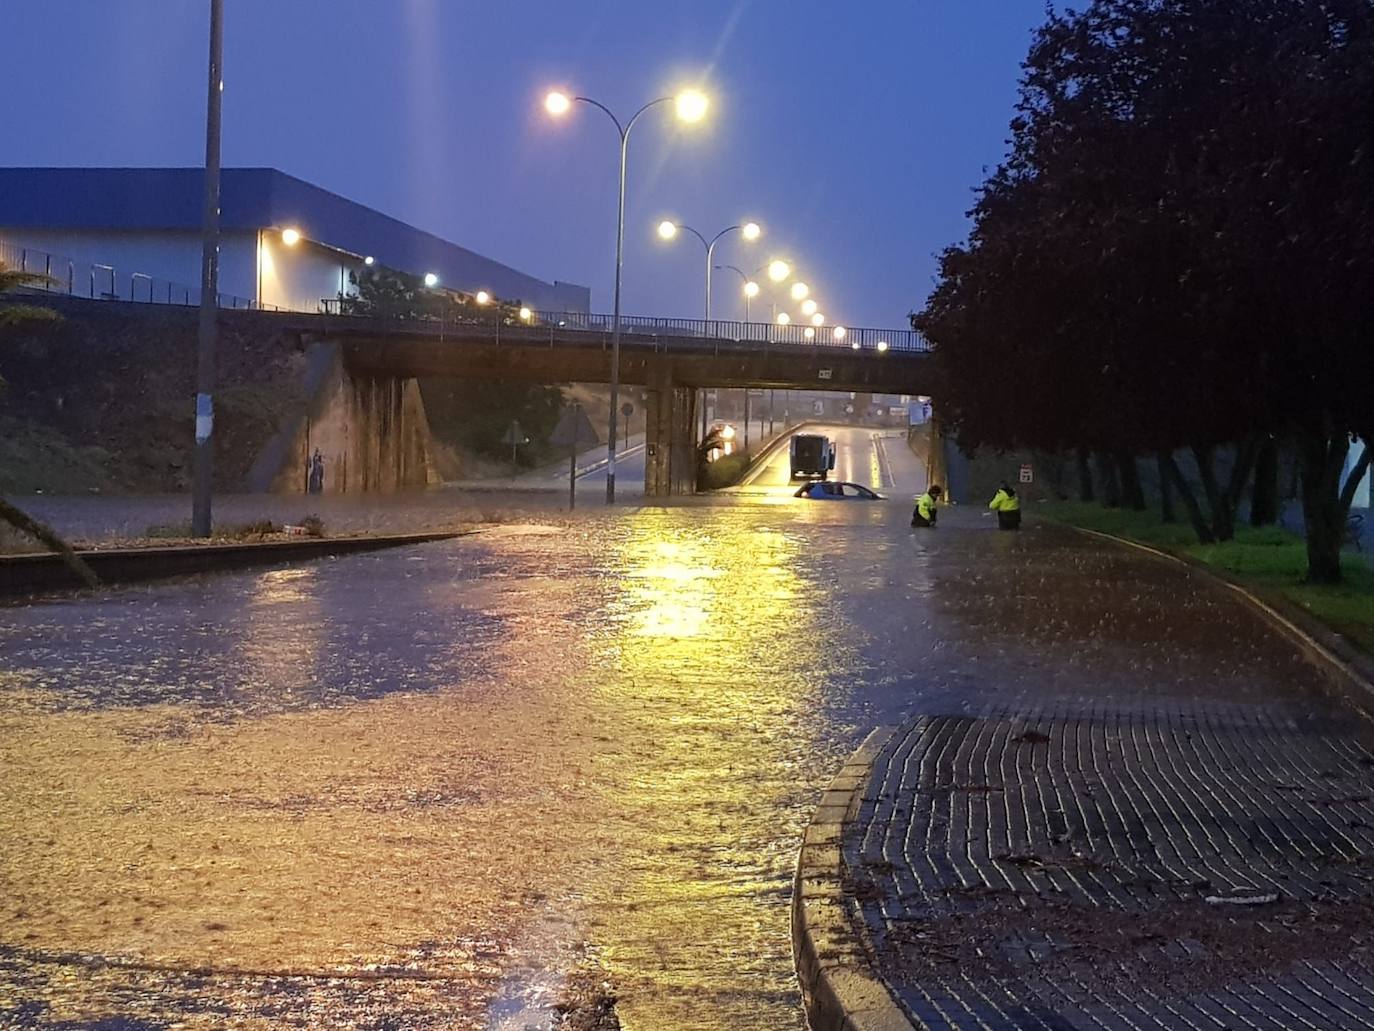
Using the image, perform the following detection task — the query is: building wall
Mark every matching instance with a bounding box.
[257,232,358,312]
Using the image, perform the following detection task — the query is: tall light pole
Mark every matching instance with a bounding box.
[656,220,759,329]
[192,0,223,537]
[545,87,709,504]
[716,263,761,324]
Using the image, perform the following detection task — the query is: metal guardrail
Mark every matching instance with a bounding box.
[0,239,927,352]
[317,300,929,353]
[0,239,284,311]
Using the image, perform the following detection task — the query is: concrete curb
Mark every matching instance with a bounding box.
[1070,525,1374,720]
[793,726,914,1031]
[0,529,470,598]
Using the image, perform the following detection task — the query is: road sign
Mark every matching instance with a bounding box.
[817,369,833,380]
[550,406,599,448]
[501,421,528,446]
[1019,464,1034,484]
[621,402,633,418]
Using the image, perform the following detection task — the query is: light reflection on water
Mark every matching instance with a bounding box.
[1,507,881,1030]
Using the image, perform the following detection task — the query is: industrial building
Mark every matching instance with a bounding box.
[0,166,589,314]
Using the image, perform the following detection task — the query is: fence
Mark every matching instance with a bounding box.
[0,240,284,312]
[1,239,929,352]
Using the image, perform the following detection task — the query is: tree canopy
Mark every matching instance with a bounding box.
[916,0,1374,579]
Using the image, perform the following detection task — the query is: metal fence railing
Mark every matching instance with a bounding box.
[318,300,930,353]
[1,239,928,352]
[0,239,285,312]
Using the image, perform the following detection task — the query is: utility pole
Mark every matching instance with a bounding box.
[191,0,223,537]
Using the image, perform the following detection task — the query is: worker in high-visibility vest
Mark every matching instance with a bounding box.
[989,481,1021,530]
[912,484,943,528]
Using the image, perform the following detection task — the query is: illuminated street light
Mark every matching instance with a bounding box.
[475,290,491,305]
[519,306,533,322]
[776,312,791,325]
[675,89,709,122]
[768,259,791,282]
[281,227,301,246]
[811,312,825,326]
[659,219,761,323]
[833,326,847,340]
[423,272,439,288]
[801,298,817,316]
[363,255,375,266]
[544,85,711,504]
[804,326,815,340]
[744,280,760,298]
[790,281,809,302]
[851,340,861,350]
[876,340,889,352]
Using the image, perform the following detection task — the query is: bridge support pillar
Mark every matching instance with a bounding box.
[643,365,698,497]
[245,341,438,494]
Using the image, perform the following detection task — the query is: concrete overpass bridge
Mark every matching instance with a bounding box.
[274,308,934,495]
[5,290,933,496]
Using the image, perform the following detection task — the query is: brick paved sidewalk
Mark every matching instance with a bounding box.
[844,522,1374,1029]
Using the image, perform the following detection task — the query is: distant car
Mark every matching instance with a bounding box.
[794,481,885,501]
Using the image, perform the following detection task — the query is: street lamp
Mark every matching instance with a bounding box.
[423,272,439,288]
[801,298,817,317]
[475,290,490,305]
[657,218,761,325]
[790,281,809,302]
[281,227,301,247]
[544,85,710,504]
[717,264,763,322]
[811,312,825,326]
[768,259,791,283]
[776,311,790,325]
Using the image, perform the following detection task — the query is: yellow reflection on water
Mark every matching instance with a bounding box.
[585,509,834,1028]
[238,566,323,700]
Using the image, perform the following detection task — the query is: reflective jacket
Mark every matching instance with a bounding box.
[915,492,938,521]
[989,488,1020,512]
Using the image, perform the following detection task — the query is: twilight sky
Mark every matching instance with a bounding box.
[2,1,1048,328]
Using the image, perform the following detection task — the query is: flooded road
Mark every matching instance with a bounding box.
[1,425,1341,1029]
[1,427,926,1029]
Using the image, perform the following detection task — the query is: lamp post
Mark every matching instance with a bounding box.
[545,87,708,504]
[191,0,223,538]
[657,220,759,330]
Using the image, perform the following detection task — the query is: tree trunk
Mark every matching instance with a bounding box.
[1095,451,1121,508]
[1116,451,1146,511]
[1192,443,1244,543]
[0,495,99,587]
[1295,425,1361,585]
[1076,446,1094,503]
[1250,436,1280,527]
[1156,450,1176,524]
[1162,453,1214,544]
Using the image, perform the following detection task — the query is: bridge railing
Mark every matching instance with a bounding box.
[1,239,928,351]
[318,301,929,352]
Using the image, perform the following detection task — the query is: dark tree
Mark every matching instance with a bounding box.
[916,0,1374,580]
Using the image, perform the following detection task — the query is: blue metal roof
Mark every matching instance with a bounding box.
[0,167,590,310]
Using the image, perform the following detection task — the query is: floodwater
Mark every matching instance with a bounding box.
[0,426,1345,1029]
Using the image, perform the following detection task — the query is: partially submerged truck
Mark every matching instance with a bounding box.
[789,433,836,479]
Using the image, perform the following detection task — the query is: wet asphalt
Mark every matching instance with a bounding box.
[1,426,1362,1029]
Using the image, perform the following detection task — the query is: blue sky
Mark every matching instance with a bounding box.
[2,1,1048,327]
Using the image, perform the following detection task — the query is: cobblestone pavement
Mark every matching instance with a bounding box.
[848,531,1374,1028]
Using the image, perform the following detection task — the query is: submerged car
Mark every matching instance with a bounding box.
[794,481,885,500]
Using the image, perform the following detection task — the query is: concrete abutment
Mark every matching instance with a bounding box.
[246,341,438,494]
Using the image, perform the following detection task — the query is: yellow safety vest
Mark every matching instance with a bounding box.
[916,492,938,520]
[990,489,1021,512]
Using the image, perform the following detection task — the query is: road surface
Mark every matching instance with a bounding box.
[737,422,925,500]
[6,426,1369,1029]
